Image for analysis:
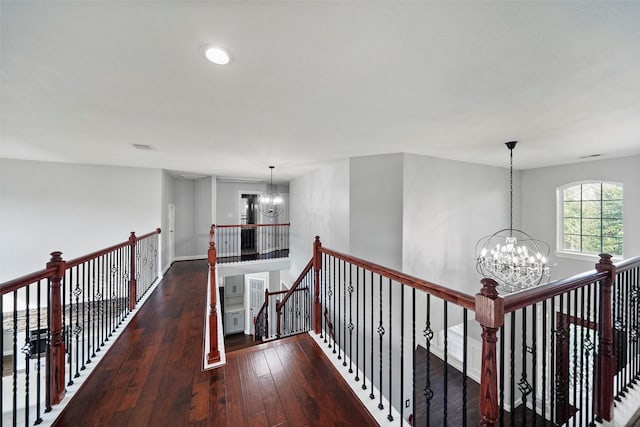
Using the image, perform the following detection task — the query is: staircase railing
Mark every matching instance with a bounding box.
[0,229,161,426]
[213,223,290,263]
[302,236,640,426]
[253,259,313,341]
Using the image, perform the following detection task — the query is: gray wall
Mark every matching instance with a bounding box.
[173,176,212,258]
[350,154,404,270]
[402,153,514,295]
[287,159,350,284]
[0,159,162,281]
[522,154,640,279]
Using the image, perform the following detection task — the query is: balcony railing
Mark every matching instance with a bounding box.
[212,223,289,264]
[263,236,640,426]
[1,229,161,426]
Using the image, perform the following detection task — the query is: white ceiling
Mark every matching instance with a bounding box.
[2,1,639,182]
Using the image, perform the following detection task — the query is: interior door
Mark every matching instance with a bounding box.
[248,278,266,335]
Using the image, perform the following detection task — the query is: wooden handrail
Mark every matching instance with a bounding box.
[0,266,57,296]
[615,255,640,273]
[502,270,608,314]
[319,247,476,310]
[214,223,290,228]
[276,259,313,312]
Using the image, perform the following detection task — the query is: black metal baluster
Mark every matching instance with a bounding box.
[500,325,505,427]
[463,308,468,427]
[585,283,593,424]
[550,297,556,425]
[46,278,52,413]
[362,267,368,391]
[520,306,528,425]
[67,266,73,386]
[595,281,603,422]
[35,279,43,424]
[510,312,515,427]
[399,284,405,424]
[338,259,344,363]
[13,290,18,425]
[578,287,585,427]
[348,265,354,373]
[571,290,577,427]
[24,286,31,427]
[412,288,416,425]
[81,262,87,370]
[387,278,393,421]
[91,258,97,358]
[322,253,326,342]
[532,303,537,427]
[354,267,360,381]
[424,294,433,427]
[369,271,374,399]
[443,300,448,425]
[542,299,547,426]
[332,257,336,353]
[74,265,81,379]
[378,275,384,411]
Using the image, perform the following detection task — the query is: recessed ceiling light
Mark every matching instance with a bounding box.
[205,47,231,65]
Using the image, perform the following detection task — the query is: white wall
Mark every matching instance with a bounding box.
[522,154,640,279]
[0,159,162,281]
[350,154,404,270]
[287,160,350,284]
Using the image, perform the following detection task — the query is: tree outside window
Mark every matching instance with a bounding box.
[561,182,623,257]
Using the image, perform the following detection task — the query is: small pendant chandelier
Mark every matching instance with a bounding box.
[475,141,552,292]
[259,166,284,218]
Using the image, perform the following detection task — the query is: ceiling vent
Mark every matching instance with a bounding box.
[132,144,154,150]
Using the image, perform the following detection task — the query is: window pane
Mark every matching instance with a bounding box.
[564,201,581,218]
[603,237,623,256]
[564,217,581,235]
[602,219,623,238]
[581,183,601,201]
[602,183,623,200]
[582,219,601,237]
[564,234,581,252]
[602,200,623,219]
[582,201,601,219]
[564,185,582,202]
[583,235,602,254]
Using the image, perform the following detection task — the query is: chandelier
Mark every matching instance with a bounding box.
[475,141,552,292]
[259,166,284,218]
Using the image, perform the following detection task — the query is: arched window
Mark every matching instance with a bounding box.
[558,181,623,257]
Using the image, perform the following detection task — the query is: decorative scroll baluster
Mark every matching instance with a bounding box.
[377,275,384,409]
[425,294,433,425]
[348,267,354,374]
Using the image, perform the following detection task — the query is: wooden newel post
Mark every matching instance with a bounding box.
[207,225,221,364]
[129,231,137,310]
[313,236,322,334]
[475,278,504,427]
[596,253,616,422]
[47,251,66,405]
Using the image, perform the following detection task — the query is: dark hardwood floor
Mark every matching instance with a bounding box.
[52,260,376,427]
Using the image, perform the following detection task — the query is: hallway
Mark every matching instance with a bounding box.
[52,260,376,426]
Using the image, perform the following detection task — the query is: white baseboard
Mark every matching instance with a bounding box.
[174,255,207,262]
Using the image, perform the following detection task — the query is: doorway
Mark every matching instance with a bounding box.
[240,194,258,256]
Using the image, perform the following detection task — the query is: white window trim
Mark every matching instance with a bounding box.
[556,180,624,260]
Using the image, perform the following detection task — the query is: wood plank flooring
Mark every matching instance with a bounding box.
[52,260,376,427]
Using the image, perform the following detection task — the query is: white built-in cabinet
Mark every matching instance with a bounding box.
[223,275,245,335]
